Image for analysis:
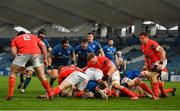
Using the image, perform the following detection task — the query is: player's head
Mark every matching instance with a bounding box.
[117,51,122,58]
[87,53,98,65]
[81,38,88,49]
[138,32,149,44]
[87,32,94,43]
[38,28,46,39]
[17,31,26,36]
[61,37,69,49]
[108,39,114,46]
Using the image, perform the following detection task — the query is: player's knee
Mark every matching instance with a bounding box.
[121,83,128,88]
[112,83,120,89]
[134,78,141,85]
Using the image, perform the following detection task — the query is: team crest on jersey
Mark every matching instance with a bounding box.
[151,44,155,49]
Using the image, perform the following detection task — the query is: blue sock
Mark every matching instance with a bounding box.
[22,77,31,89]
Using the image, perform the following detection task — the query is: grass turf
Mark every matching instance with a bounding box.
[0,76,179,110]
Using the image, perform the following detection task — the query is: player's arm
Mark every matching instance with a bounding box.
[46,42,52,52]
[102,57,116,81]
[47,47,52,52]
[11,47,17,59]
[71,50,76,65]
[106,62,116,77]
[98,43,105,56]
[39,41,48,65]
[96,79,108,89]
[156,46,167,69]
[99,48,105,57]
[123,60,127,70]
[156,46,166,61]
[74,48,78,64]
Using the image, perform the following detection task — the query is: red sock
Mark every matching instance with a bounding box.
[165,88,173,93]
[159,81,167,96]
[120,86,137,98]
[41,80,53,97]
[139,82,153,95]
[75,91,84,97]
[52,87,61,95]
[8,77,16,97]
[152,82,159,97]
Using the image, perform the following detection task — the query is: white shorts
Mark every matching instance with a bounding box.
[65,71,88,90]
[121,77,131,84]
[26,66,35,72]
[161,71,168,81]
[85,68,103,81]
[13,54,43,68]
[111,70,120,86]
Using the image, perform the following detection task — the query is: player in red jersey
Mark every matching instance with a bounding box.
[139,32,175,100]
[6,32,52,100]
[85,53,139,100]
[50,65,88,98]
[57,65,82,85]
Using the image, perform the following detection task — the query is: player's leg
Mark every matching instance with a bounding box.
[52,80,73,96]
[7,64,23,100]
[120,78,139,99]
[149,72,160,99]
[6,54,30,100]
[164,88,176,96]
[133,78,153,95]
[50,68,58,87]
[141,70,159,99]
[34,65,53,99]
[32,55,53,99]
[21,68,34,93]
[17,69,26,89]
[46,53,52,76]
[123,78,142,97]
[158,71,168,97]
[112,73,138,100]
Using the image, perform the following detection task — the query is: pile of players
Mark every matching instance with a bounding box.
[6,29,176,101]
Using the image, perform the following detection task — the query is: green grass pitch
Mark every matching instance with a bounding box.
[0,76,179,110]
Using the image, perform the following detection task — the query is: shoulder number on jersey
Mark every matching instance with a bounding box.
[23,35,31,41]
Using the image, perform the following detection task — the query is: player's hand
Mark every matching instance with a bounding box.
[140,71,150,78]
[72,85,76,90]
[142,65,148,71]
[157,64,163,71]
[83,80,88,84]
[44,59,48,66]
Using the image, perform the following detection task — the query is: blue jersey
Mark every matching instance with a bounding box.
[85,80,98,93]
[88,40,102,56]
[42,39,51,49]
[103,45,116,65]
[51,44,74,68]
[75,44,94,68]
[125,70,140,80]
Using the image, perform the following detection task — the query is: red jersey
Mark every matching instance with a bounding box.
[141,39,162,68]
[11,34,43,54]
[58,65,82,84]
[87,56,111,74]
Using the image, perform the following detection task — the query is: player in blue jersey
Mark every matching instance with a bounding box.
[74,38,94,68]
[37,29,52,75]
[87,32,105,56]
[49,37,75,86]
[103,39,117,65]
